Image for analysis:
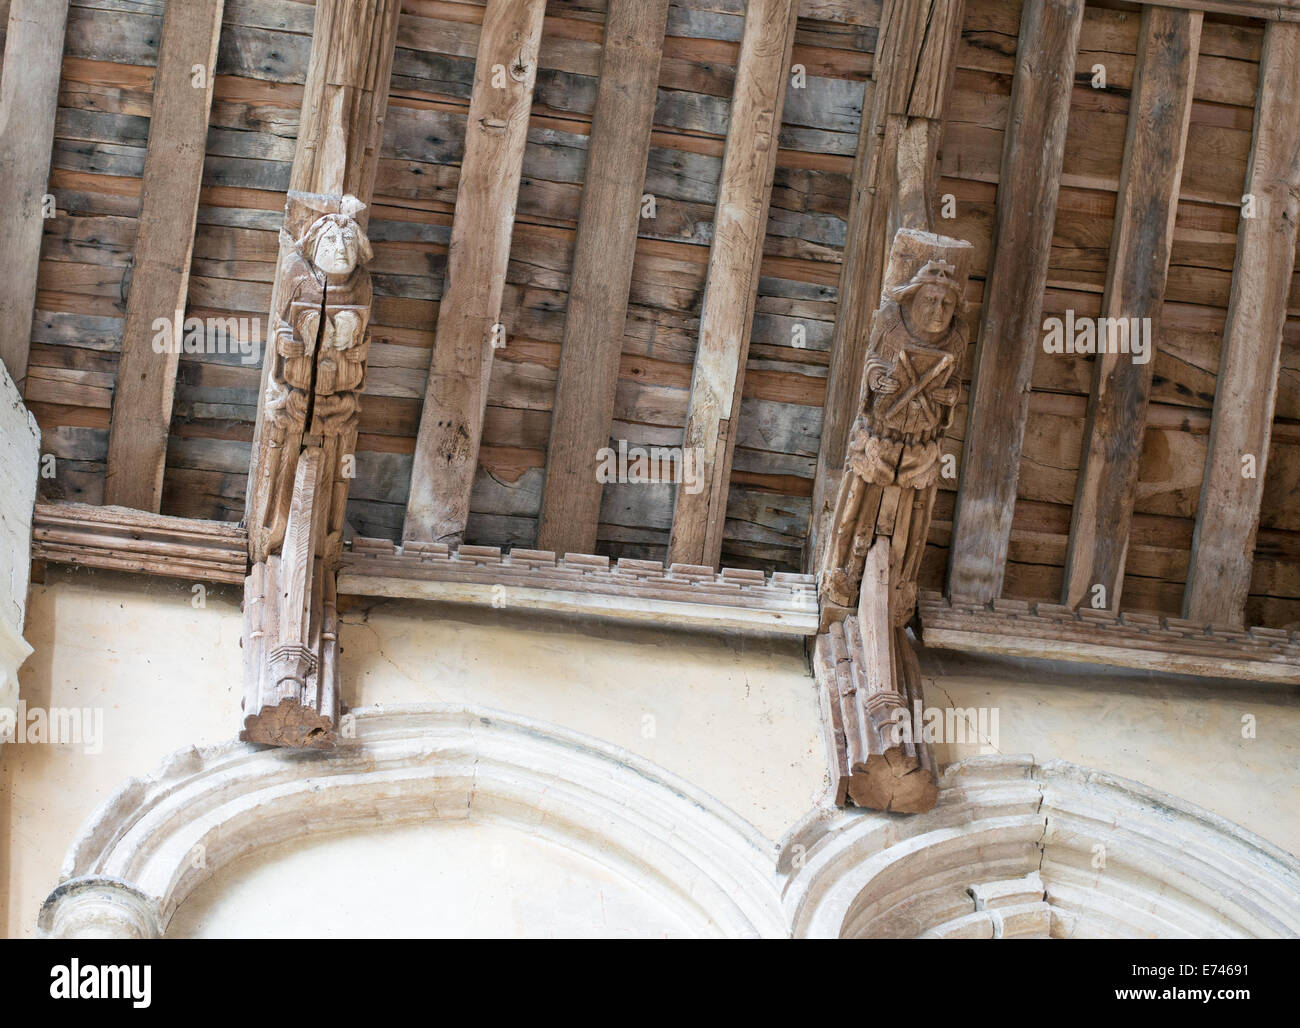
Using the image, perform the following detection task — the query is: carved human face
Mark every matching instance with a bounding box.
[312,222,358,276]
[911,284,957,334]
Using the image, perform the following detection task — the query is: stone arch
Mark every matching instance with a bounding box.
[39,705,786,938]
[779,755,1300,939]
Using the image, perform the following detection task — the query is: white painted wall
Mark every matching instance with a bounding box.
[0,362,39,750]
[5,567,1300,937]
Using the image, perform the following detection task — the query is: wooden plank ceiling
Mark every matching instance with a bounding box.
[6,0,1300,637]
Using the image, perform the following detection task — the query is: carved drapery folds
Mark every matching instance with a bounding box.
[815,228,971,812]
[242,191,372,748]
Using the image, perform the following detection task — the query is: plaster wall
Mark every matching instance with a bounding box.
[3,567,1298,937]
[0,361,39,738]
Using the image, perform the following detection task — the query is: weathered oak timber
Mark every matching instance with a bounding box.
[341,538,819,636]
[537,0,671,557]
[668,0,799,569]
[1063,7,1201,613]
[241,0,399,749]
[403,0,546,546]
[920,592,1300,685]
[814,539,939,812]
[104,0,225,513]
[812,228,970,815]
[1138,0,1300,22]
[0,0,70,392]
[31,502,247,585]
[1183,21,1300,629]
[820,228,971,614]
[245,0,400,534]
[947,0,1085,603]
[807,0,966,574]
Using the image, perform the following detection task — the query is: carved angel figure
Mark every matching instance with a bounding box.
[848,259,966,490]
[256,195,374,560]
[821,258,967,609]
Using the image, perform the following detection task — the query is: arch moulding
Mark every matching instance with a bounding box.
[38,708,1300,939]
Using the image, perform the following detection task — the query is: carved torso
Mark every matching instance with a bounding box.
[861,302,966,443]
[268,251,372,439]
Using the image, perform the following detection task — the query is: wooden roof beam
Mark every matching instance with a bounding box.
[403,0,546,545]
[667,0,799,569]
[103,0,225,512]
[0,0,70,394]
[1063,7,1201,613]
[536,0,672,557]
[1184,22,1300,629]
[946,0,1084,602]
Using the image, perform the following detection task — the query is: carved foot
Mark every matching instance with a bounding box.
[846,751,939,813]
[241,698,336,749]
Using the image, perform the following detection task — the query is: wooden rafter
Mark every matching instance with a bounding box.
[807,0,966,574]
[1184,21,1300,628]
[103,0,225,513]
[0,0,70,393]
[667,0,799,569]
[1063,7,1201,612]
[537,0,672,557]
[946,0,1085,603]
[403,0,546,546]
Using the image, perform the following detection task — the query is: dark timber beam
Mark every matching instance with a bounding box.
[104,0,225,512]
[1184,22,1300,628]
[536,0,671,557]
[946,0,1084,602]
[403,0,546,545]
[1063,7,1201,612]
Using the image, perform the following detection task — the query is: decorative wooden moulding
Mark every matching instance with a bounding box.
[919,593,1300,684]
[814,539,938,812]
[339,538,819,636]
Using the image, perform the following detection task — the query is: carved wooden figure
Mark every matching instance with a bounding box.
[815,228,971,812]
[242,192,373,748]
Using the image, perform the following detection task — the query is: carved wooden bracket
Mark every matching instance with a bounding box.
[814,227,972,812]
[241,191,372,748]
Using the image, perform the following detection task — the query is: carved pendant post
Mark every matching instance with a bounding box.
[242,192,372,747]
[815,227,971,811]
